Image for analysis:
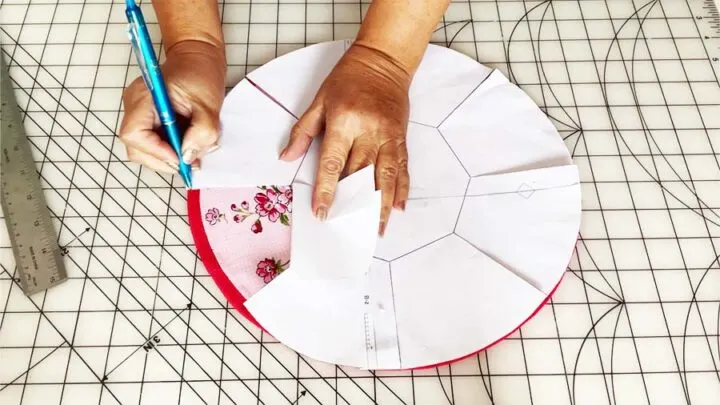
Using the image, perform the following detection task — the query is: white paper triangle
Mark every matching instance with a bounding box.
[408,44,493,127]
[456,165,581,294]
[439,70,572,176]
[243,167,381,367]
[246,40,348,118]
[192,79,300,188]
[389,234,546,369]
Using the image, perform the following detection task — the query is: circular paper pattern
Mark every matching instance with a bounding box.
[188,40,581,370]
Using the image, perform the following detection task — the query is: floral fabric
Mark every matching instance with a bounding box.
[200,185,292,298]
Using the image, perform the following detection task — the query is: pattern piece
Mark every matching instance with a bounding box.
[188,41,582,370]
[244,175,383,369]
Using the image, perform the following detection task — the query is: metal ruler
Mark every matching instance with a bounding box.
[706,0,720,59]
[0,52,67,295]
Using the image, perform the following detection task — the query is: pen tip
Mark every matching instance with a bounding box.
[180,169,192,188]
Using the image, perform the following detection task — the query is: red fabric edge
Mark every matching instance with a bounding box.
[188,188,570,371]
[187,189,262,328]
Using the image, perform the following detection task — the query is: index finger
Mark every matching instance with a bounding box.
[376,142,399,236]
[312,126,353,221]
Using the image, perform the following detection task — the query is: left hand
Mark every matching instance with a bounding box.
[279,44,411,236]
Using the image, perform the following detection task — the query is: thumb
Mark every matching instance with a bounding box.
[280,97,324,161]
[181,102,221,164]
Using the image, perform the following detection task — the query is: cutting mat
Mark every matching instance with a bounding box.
[1,0,719,404]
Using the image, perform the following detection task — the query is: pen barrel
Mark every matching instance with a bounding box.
[162,120,184,158]
[126,3,192,187]
[126,4,184,160]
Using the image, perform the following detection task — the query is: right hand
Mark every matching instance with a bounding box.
[118,40,226,174]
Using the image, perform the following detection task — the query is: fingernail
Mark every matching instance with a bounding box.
[315,207,327,222]
[398,201,406,211]
[379,221,387,236]
[191,161,201,171]
[279,146,288,159]
[182,147,199,164]
[204,144,220,155]
[165,160,179,172]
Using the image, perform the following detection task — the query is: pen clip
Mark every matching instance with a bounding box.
[127,23,153,91]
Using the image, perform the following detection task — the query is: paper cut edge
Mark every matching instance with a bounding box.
[437,68,573,177]
[466,164,580,197]
[243,270,368,368]
[245,41,346,118]
[459,178,582,295]
[245,40,498,128]
[194,78,302,189]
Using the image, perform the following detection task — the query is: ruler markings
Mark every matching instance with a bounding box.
[0,53,67,295]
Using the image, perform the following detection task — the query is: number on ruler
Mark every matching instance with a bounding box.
[142,335,161,352]
[364,294,370,305]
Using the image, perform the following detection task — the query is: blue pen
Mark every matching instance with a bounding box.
[125,0,192,187]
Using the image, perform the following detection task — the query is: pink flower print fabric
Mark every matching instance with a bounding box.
[199,186,292,298]
[256,257,288,283]
[204,208,224,225]
[254,187,292,222]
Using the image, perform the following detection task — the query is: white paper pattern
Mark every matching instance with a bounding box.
[456,166,581,294]
[439,69,572,176]
[404,123,469,199]
[408,45,493,127]
[374,196,465,261]
[243,167,381,368]
[390,234,547,369]
[192,80,300,188]
[193,41,581,370]
[365,259,401,370]
[245,40,348,118]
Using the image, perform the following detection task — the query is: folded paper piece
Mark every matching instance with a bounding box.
[188,41,582,370]
[244,168,383,367]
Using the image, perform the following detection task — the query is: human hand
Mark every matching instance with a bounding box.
[118,40,226,174]
[279,44,411,235]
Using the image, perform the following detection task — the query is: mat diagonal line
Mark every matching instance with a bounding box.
[0,35,188,202]
[103,305,190,380]
[0,343,67,392]
[0,141,276,403]
[0,245,251,403]
[0,272,125,404]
